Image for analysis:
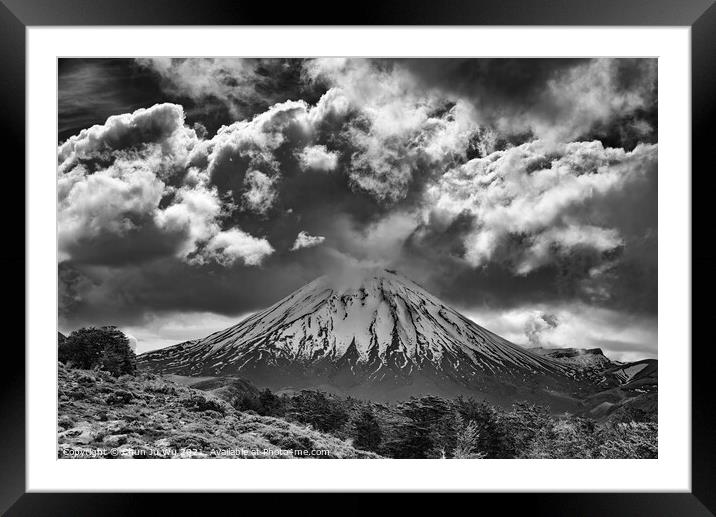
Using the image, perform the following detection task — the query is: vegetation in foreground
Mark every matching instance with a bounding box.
[58,327,657,459]
[58,364,379,459]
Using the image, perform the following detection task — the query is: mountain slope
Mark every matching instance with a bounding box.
[140,268,588,405]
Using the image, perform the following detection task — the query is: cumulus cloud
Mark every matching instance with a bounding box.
[190,95,349,204]
[58,103,274,267]
[304,59,478,204]
[153,183,223,259]
[421,140,657,275]
[291,231,326,251]
[297,145,339,171]
[202,228,274,266]
[58,163,163,242]
[242,170,277,214]
[58,103,198,177]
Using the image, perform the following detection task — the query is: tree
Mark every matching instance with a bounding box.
[503,402,552,456]
[258,388,283,416]
[387,396,453,458]
[596,421,657,459]
[351,409,382,452]
[454,396,512,458]
[59,326,136,376]
[453,416,486,459]
[287,391,349,433]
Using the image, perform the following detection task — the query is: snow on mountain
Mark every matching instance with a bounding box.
[139,268,587,403]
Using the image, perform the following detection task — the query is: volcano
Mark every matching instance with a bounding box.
[139,268,590,406]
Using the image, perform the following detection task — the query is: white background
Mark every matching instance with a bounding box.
[27,27,691,492]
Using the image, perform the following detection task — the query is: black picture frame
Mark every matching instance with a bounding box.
[2,0,713,514]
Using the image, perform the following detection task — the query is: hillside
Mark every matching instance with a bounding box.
[579,359,658,420]
[57,364,379,459]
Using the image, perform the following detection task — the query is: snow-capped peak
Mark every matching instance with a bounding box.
[140,268,575,397]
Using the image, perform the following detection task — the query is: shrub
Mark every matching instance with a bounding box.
[181,393,229,415]
[258,388,283,416]
[106,390,134,406]
[59,326,136,377]
[269,431,314,451]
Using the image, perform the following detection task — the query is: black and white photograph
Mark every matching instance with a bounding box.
[56,57,658,460]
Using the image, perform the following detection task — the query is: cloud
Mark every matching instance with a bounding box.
[401,58,657,145]
[329,211,419,265]
[58,160,172,264]
[153,183,223,259]
[191,96,343,203]
[535,59,656,142]
[58,103,196,175]
[304,59,478,204]
[420,140,657,276]
[58,103,274,267]
[242,170,277,214]
[297,145,339,171]
[136,58,315,125]
[522,311,559,347]
[110,311,256,354]
[201,228,274,266]
[291,231,326,251]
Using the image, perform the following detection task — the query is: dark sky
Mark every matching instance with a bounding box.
[57,58,657,360]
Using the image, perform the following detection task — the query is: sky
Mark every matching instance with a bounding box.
[57,58,657,361]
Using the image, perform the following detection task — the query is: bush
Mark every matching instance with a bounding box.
[181,393,229,415]
[106,390,134,406]
[258,388,283,416]
[59,326,136,377]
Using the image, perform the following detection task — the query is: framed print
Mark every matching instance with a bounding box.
[3,0,715,514]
